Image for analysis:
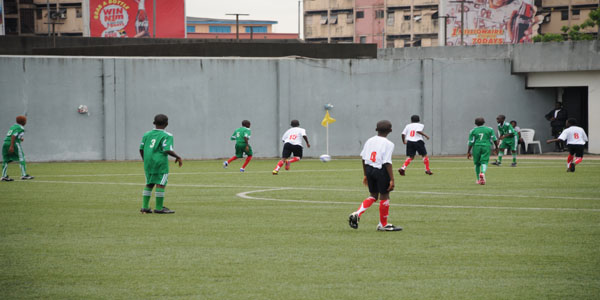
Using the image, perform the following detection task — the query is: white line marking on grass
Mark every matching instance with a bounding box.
[20,180,600,202]
[236,189,600,212]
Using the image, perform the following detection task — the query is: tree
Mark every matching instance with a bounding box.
[533,8,599,42]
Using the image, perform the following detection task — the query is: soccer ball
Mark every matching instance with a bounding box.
[319,154,331,162]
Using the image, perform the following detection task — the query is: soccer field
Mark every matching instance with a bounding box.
[1,157,599,299]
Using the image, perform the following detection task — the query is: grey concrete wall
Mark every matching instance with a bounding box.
[0,55,556,162]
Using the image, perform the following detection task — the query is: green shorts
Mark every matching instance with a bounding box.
[235,144,253,158]
[499,138,517,151]
[145,172,168,186]
[2,143,24,163]
[472,146,491,165]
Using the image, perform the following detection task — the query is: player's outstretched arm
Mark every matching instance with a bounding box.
[546,138,560,144]
[417,131,430,140]
[493,141,500,155]
[166,150,183,167]
[303,136,310,148]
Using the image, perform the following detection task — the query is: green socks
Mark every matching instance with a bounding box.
[498,152,503,163]
[475,165,481,179]
[142,187,152,209]
[155,188,165,210]
[512,153,517,163]
[481,164,488,174]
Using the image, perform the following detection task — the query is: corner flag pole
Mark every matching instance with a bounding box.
[326,123,329,155]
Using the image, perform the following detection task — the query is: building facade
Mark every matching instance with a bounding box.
[304,0,598,48]
[186,17,298,40]
[4,0,84,36]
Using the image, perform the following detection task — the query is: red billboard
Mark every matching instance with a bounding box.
[90,0,185,38]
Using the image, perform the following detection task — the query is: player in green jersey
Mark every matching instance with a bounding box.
[2,115,34,181]
[223,120,253,172]
[467,117,499,185]
[492,114,518,167]
[139,114,182,214]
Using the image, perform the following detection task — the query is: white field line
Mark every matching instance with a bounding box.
[31,163,600,178]
[236,188,600,212]
[15,180,600,209]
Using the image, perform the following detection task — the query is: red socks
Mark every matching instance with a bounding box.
[274,160,284,171]
[357,197,375,217]
[227,156,237,164]
[288,157,300,164]
[423,156,430,171]
[575,157,583,165]
[379,199,390,227]
[402,158,412,169]
[242,156,252,169]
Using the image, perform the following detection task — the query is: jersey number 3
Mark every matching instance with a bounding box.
[370,152,377,162]
[149,139,156,148]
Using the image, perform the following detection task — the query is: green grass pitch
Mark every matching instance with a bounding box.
[1,157,599,299]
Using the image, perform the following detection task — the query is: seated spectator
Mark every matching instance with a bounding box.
[510,120,527,154]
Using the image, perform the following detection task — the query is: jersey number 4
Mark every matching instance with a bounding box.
[370,152,377,162]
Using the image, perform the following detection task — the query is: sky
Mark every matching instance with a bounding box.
[186,0,302,34]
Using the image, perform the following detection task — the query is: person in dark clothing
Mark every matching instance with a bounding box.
[545,102,568,151]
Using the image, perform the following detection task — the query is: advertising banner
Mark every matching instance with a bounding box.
[442,0,542,45]
[90,0,184,38]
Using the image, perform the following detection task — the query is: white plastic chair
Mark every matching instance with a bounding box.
[519,128,542,154]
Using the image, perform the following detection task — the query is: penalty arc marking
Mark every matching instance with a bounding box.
[236,188,600,212]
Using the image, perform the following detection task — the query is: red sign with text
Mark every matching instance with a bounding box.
[90,0,184,38]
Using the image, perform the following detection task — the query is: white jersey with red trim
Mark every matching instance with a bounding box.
[282,127,307,146]
[402,123,425,142]
[558,126,588,145]
[360,136,394,169]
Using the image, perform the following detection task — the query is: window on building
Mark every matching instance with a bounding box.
[246,26,267,33]
[376,10,384,19]
[346,13,354,24]
[404,15,411,21]
[320,14,328,24]
[187,26,196,33]
[330,14,338,24]
[356,11,364,19]
[572,9,580,20]
[360,36,366,43]
[20,8,35,34]
[36,8,43,20]
[561,10,568,20]
[209,26,231,33]
[76,8,82,18]
[387,11,395,25]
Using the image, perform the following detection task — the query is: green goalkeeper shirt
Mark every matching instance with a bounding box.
[231,127,251,146]
[140,129,174,174]
[468,126,497,147]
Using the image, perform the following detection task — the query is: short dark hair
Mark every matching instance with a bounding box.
[411,115,420,122]
[376,120,392,133]
[16,115,27,125]
[566,118,577,126]
[242,120,250,127]
[510,120,517,125]
[291,120,300,127]
[153,114,168,126]
[497,114,506,121]
[475,117,485,126]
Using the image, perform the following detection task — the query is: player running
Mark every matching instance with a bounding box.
[467,117,499,185]
[348,120,402,231]
[398,115,433,176]
[273,120,310,175]
[492,114,518,167]
[139,114,182,214]
[2,115,34,181]
[546,118,588,172]
[223,120,253,172]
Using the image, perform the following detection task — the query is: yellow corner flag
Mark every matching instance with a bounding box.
[321,111,336,127]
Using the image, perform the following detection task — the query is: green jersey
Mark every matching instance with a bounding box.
[140,129,174,174]
[497,122,516,139]
[468,126,497,147]
[3,124,25,145]
[231,127,251,146]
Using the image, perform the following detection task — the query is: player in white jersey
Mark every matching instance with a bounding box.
[546,118,588,172]
[399,115,432,176]
[273,120,310,175]
[348,120,402,232]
